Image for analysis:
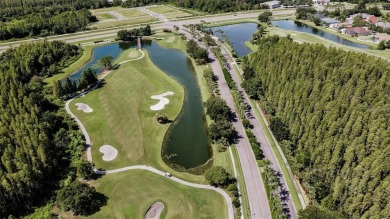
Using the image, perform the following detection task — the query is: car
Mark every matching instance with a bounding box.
[164,172,172,178]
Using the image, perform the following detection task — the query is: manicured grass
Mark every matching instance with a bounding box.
[90,17,158,29]
[205,18,259,28]
[117,9,148,18]
[76,170,227,218]
[90,6,123,14]
[69,49,209,182]
[147,5,179,14]
[232,146,251,219]
[96,13,116,20]
[44,46,93,85]
[164,11,193,19]
[244,41,258,52]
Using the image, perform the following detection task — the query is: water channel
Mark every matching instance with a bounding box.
[71,40,211,169]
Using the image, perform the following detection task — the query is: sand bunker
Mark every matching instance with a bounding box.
[145,202,164,219]
[99,145,118,161]
[75,103,93,113]
[150,91,174,111]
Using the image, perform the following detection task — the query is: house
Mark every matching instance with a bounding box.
[313,0,330,4]
[375,33,390,42]
[330,22,352,30]
[342,27,371,36]
[312,13,327,19]
[367,15,379,24]
[264,1,281,9]
[321,18,340,27]
[376,22,390,29]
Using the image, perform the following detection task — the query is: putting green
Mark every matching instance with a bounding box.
[77,170,227,218]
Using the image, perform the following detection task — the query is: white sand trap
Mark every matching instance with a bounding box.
[166,36,175,43]
[99,145,118,161]
[150,91,174,111]
[75,103,93,113]
[145,202,164,219]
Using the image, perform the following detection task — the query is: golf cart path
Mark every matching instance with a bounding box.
[65,49,234,219]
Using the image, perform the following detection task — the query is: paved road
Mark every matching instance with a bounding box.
[64,50,234,219]
[179,28,271,219]
[219,43,299,218]
[139,7,169,22]
[0,9,294,52]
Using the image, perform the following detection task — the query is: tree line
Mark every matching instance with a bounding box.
[117,25,152,40]
[0,40,106,217]
[186,39,209,64]
[243,36,390,218]
[0,9,97,40]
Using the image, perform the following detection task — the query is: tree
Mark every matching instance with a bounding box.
[64,77,76,94]
[78,160,94,179]
[367,7,381,17]
[143,24,152,35]
[209,120,236,142]
[313,17,322,26]
[156,113,168,124]
[298,206,346,219]
[53,80,64,97]
[258,11,272,23]
[205,96,231,121]
[378,40,386,50]
[56,182,107,216]
[117,29,129,40]
[242,77,264,99]
[78,68,98,90]
[204,166,232,187]
[98,56,114,70]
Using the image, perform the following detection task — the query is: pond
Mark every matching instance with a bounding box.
[70,41,211,169]
[208,23,259,57]
[271,20,369,49]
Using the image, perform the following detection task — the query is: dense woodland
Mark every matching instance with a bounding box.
[243,36,390,218]
[0,41,101,217]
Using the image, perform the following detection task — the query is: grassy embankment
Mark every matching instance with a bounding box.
[265,26,390,61]
[74,170,227,219]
